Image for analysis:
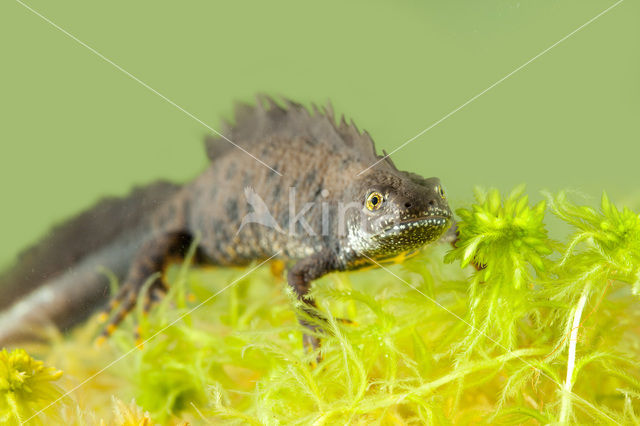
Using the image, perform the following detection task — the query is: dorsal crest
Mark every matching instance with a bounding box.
[204,96,397,170]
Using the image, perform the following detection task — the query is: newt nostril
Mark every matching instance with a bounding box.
[404,202,412,208]
[428,199,436,206]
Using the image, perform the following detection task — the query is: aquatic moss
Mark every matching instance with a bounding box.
[7,187,640,424]
[0,349,63,425]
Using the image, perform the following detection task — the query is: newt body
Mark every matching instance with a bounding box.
[0,98,452,351]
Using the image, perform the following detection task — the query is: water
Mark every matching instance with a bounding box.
[1,0,638,269]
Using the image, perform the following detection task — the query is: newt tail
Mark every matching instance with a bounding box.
[0,182,180,344]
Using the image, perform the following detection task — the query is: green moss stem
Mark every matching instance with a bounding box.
[336,348,547,415]
[559,283,590,424]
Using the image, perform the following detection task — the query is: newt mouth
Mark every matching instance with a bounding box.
[382,214,451,235]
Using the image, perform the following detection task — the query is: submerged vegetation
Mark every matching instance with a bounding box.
[0,349,63,425]
[3,187,640,424]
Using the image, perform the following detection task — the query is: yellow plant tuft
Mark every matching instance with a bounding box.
[0,348,64,425]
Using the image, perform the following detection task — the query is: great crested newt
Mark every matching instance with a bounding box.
[0,97,453,355]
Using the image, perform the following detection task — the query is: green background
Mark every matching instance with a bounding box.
[1,0,638,270]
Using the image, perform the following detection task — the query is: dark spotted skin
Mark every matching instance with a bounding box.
[99,98,453,355]
[0,98,452,356]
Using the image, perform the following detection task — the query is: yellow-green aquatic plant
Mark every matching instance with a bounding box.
[7,187,640,424]
[545,191,640,423]
[445,185,554,354]
[0,349,63,425]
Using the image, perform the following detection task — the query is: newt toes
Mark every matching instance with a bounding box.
[0,96,452,358]
[447,222,485,271]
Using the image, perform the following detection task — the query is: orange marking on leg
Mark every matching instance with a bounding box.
[337,317,358,327]
[198,264,217,272]
[270,260,286,279]
[134,325,144,349]
[106,323,116,335]
[97,312,109,324]
[94,335,107,348]
[99,296,137,341]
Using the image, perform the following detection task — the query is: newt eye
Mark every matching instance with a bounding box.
[436,185,446,199]
[366,191,384,211]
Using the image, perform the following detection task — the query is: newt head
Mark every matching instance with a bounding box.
[342,170,452,267]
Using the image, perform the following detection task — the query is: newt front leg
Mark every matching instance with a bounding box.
[287,249,342,360]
